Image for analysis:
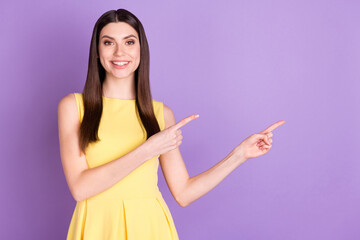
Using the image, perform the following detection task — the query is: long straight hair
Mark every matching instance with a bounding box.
[79,9,160,153]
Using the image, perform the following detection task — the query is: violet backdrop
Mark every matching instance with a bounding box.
[1,0,359,239]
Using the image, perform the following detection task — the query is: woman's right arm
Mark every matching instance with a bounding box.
[57,93,152,202]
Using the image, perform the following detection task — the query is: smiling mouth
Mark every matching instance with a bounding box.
[111,61,130,68]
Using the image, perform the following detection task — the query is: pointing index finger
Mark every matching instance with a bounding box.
[173,114,199,130]
[259,120,286,134]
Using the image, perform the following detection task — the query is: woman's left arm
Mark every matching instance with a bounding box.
[159,103,285,207]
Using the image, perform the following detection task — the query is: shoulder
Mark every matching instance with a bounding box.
[162,102,176,129]
[58,93,76,112]
[57,93,78,120]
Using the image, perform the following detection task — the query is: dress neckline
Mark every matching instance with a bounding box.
[102,96,136,101]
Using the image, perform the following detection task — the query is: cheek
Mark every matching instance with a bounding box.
[98,50,111,67]
[98,59,106,70]
[132,48,141,64]
[99,58,106,67]
[98,46,111,58]
[129,46,140,58]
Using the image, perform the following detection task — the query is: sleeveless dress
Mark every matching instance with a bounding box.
[66,93,179,240]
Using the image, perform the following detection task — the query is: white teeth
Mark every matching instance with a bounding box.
[112,61,129,66]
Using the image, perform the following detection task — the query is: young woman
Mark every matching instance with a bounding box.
[58,8,285,240]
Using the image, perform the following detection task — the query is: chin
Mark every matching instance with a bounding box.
[112,72,135,80]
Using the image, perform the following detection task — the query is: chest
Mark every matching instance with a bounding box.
[85,104,147,168]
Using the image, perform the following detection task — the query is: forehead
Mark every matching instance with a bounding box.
[100,22,138,39]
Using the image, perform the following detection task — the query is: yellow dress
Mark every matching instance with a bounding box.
[66,93,179,240]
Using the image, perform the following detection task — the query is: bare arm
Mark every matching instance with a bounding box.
[58,93,152,202]
[159,103,246,207]
[180,151,245,207]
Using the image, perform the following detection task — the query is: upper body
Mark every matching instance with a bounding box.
[58,92,190,204]
[58,14,191,205]
[58,9,282,207]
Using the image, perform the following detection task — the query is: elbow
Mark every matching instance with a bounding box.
[71,185,84,202]
[177,200,188,208]
[175,181,192,207]
[71,190,81,202]
[175,195,189,208]
[74,192,87,202]
[73,194,83,202]
[179,201,189,208]
[74,189,88,202]
[69,174,87,202]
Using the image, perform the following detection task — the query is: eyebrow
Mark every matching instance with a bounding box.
[101,34,138,40]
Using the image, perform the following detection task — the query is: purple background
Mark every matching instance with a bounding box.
[1,0,359,239]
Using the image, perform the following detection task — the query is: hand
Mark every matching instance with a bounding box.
[143,114,199,158]
[234,120,286,161]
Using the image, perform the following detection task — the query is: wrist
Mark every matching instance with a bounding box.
[139,141,153,161]
[232,147,248,165]
[136,142,149,161]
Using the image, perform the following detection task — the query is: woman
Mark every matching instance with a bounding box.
[58,8,285,240]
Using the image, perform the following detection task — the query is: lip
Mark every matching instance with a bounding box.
[111,61,130,69]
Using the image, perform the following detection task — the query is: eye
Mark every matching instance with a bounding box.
[104,40,113,46]
[126,40,135,45]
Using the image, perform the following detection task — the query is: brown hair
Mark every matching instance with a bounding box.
[79,9,160,153]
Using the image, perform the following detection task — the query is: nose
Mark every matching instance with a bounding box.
[114,44,125,57]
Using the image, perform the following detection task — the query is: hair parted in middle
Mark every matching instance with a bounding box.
[78,8,161,153]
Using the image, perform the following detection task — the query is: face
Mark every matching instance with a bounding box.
[98,22,140,80]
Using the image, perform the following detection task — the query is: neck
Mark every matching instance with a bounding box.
[102,73,136,100]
